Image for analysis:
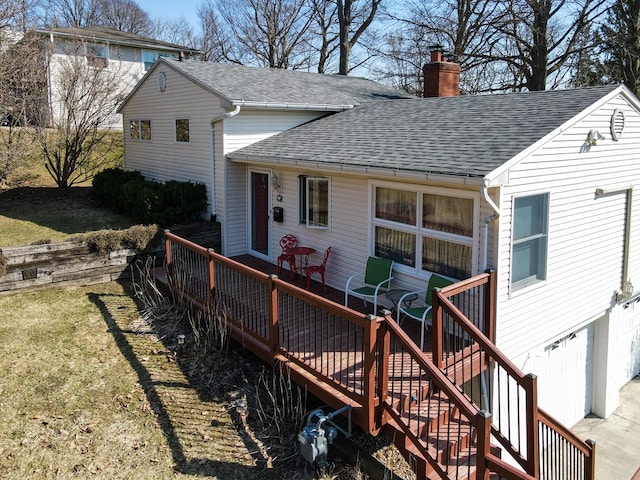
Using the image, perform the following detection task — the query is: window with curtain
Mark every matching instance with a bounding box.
[373,185,475,279]
[511,193,549,290]
[299,175,330,228]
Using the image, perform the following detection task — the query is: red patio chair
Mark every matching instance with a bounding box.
[304,246,331,291]
[277,234,298,277]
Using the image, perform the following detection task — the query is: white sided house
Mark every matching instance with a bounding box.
[119,55,640,430]
[35,26,199,129]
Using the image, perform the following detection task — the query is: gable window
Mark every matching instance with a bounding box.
[372,185,475,279]
[175,118,190,143]
[299,175,330,228]
[129,120,151,140]
[511,193,549,290]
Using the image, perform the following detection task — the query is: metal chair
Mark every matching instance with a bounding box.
[304,247,331,291]
[397,273,453,349]
[277,234,298,277]
[344,256,393,313]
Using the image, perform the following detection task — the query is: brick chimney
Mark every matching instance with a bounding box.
[423,48,460,97]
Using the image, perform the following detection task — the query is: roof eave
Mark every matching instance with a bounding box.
[231,100,354,111]
[227,153,486,186]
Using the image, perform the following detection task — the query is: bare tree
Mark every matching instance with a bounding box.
[32,40,127,188]
[378,0,503,94]
[308,0,340,73]
[600,0,640,96]
[489,0,610,91]
[336,0,382,75]
[95,0,152,35]
[151,17,198,48]
[46,0,100,27]
[0,32,48,186]
[200,0,315,69]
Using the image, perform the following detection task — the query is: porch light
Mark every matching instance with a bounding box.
[586,129,604,146]
[272,174,283,194]
[177,334,185,345]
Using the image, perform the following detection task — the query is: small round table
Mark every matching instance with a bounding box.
[384,289,419,314]
[285,246,316,279]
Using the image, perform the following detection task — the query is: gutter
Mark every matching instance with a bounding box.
[595,184,634,302]
[229,100,354,111]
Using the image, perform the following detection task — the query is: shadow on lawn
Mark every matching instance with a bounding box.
[87,285,292,479]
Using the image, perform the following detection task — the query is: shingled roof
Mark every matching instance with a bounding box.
[158,58,414,109]
[35,26,200,55]
[228,84,623,180]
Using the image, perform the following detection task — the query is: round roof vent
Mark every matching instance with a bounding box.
[610,108,625,140]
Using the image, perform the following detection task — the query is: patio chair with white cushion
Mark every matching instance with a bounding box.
[397,273,453,349]
[344,256,393,313]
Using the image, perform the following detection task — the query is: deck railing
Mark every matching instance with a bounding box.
[162,230,594,480]
[432,276,595,479]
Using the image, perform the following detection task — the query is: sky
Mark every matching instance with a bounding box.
[136,0,201,30]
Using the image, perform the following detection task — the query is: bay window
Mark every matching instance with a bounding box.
[373,185,475,279]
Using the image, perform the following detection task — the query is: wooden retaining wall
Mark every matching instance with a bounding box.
[0,241,154,294]
[0,221,222,295]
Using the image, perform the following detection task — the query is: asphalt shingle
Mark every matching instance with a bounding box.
[228,85,621,178]
[165,58,414,107]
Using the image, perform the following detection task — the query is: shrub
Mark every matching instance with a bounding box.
[92,168,207,226]
[82,224,161,253]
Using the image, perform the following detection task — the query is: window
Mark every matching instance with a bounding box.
[373,185,475,279]
[129,120,151,140]
[175,118,190,143]
[299,175,330,228]
[511,193,549,290]
[86,44,108,68]
[143,50,179,71]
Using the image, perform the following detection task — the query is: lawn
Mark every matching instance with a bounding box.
[0,281,325,479]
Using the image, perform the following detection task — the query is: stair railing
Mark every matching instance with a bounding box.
[432,274,595,480]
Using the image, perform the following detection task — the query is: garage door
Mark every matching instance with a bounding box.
[536,323,594,427]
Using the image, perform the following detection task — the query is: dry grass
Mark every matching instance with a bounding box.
[0,186,136,247]
[0,278,378,479]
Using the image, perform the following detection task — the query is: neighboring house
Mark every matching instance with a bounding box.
[119,53,640,431]
[33,26,200,129]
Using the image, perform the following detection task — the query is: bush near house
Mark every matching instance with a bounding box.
[92,168,207,226]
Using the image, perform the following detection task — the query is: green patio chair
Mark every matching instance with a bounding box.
[397,273,453,350]
[344,256,393,313]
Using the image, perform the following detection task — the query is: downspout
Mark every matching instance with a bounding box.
[595,185,634,302]
[209,105,242,253]
[480,178,500,413]
[481,178,501,271]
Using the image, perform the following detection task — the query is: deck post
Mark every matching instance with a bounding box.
[268,274,279,363]
[585,439,596,480]
[207,249,215,303]
[363,314,379,433]
[484,269,496,342]
[476,410,492,480]
[432,290,443,369]
[524,373,540,477]
[376,311,392,430]
[164,229,172,271]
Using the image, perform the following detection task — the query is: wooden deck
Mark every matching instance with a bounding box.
[230,253,436,357]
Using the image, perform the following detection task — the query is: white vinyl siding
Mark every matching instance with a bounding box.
[222,110,331,257]
[122,67,223,218]
[495,95,640,364]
